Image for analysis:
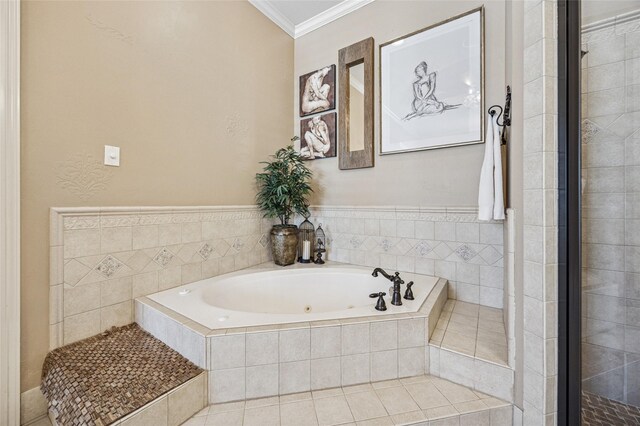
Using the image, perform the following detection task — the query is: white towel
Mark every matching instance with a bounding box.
[478,114,505,221]
[493,116,505,220]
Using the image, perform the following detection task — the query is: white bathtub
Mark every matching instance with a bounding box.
[148,263,438,329]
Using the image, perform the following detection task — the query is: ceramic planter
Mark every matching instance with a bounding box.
[270,225,299,266]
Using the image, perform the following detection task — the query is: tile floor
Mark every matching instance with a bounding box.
[429,300,508,366]
[183,374,511,426]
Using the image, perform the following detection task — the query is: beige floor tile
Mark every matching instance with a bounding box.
[424,404,459,420]
[478,306,503,323]
[193,407,209,417]
[445,321,478,338]
[375,386,420,415]
[452,302,479,317]
[280,391,312,403]
[404,381,451,410]
[371,379,402,389]
[441,332,476,355]
[390,410,427,425]
[343,383,375,394]
[356,417,393,426]
[476,329,507,347]
[243,404,279,426]
[475,345,508,365]
[430,328,445,344]
[449,313,478,326]
[430,378,479,404]
[244,396,279,408]
[477,318,505,333]
[204,410,243,426]
[207,401,245,414]
[453,399,489,414]
[443,300,455,312]
[182,416,206,426]
[345,391,388,421]
[399,375,431,385]
[314,395,355,426]
[280,399,319,426]
[313,387,344,399]
[480,397,510,408]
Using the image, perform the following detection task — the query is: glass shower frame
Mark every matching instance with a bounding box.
[557,0,582,424]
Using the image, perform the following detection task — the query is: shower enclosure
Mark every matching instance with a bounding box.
[559,0,640,424]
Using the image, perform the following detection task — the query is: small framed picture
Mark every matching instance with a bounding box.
[299,65,336,117]
[298,112,337,160]
[380,7,484,154]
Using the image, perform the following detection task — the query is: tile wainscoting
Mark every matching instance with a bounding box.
[50,205,506,350]
[304,206,505,308]
[43,206,506,423]
[49,206,274,350]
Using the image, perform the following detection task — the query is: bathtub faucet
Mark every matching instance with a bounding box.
[372,268,404,306]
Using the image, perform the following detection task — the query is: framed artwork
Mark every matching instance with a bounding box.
[298,112,337,160]
[299,65,336,117]
[379,7,484,154]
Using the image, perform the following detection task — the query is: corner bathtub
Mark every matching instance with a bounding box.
[147,263,438,329]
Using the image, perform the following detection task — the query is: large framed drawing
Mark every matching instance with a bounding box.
[380,7,484,154]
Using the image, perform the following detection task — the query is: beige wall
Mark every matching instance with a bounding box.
[294,1,506,207]
[20,0,293,391]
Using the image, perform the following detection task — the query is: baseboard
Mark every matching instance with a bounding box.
[20,387,47,425]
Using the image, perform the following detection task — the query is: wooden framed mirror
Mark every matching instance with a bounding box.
[338,37,374,170]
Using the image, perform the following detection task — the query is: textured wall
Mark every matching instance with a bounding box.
[20,0,293,391]
[293,0,507,207]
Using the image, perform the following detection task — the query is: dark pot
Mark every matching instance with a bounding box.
[270,225,299,266]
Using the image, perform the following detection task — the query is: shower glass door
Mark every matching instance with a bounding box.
[580,0,640,422]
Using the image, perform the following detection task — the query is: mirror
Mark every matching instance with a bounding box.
[348,62,365,152]
[338,37,374,170]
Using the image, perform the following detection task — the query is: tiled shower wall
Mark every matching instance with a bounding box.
[49,207,273,349]
[50,205,505,350]
[581,10,640,407]
[306,206,505,308]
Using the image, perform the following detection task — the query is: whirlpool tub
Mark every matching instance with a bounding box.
[147,263,439,329]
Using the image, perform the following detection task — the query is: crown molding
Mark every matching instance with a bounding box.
[250,0,374,39]
[248,0,296,38]
[294,0,374,38]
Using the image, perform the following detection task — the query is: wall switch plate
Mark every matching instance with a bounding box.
[104,145,120,167]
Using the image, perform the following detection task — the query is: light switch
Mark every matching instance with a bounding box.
[104,145,120,167]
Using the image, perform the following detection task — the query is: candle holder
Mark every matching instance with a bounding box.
[298,214,315,264]
[314,224,326,265]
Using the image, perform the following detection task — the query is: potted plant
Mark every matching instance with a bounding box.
[256,140,313,266]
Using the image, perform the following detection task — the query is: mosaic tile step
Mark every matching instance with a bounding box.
[582,391,640,426]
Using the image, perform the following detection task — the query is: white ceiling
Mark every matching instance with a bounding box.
[268,1,343,25]
[249,0,374,38]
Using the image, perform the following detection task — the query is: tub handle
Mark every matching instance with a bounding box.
[369,292,387,311]
[404,281,415,300]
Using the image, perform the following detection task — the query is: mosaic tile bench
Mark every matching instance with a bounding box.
[41,323,206,426]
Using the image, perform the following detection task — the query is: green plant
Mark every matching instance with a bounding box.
[256,139,313,226]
